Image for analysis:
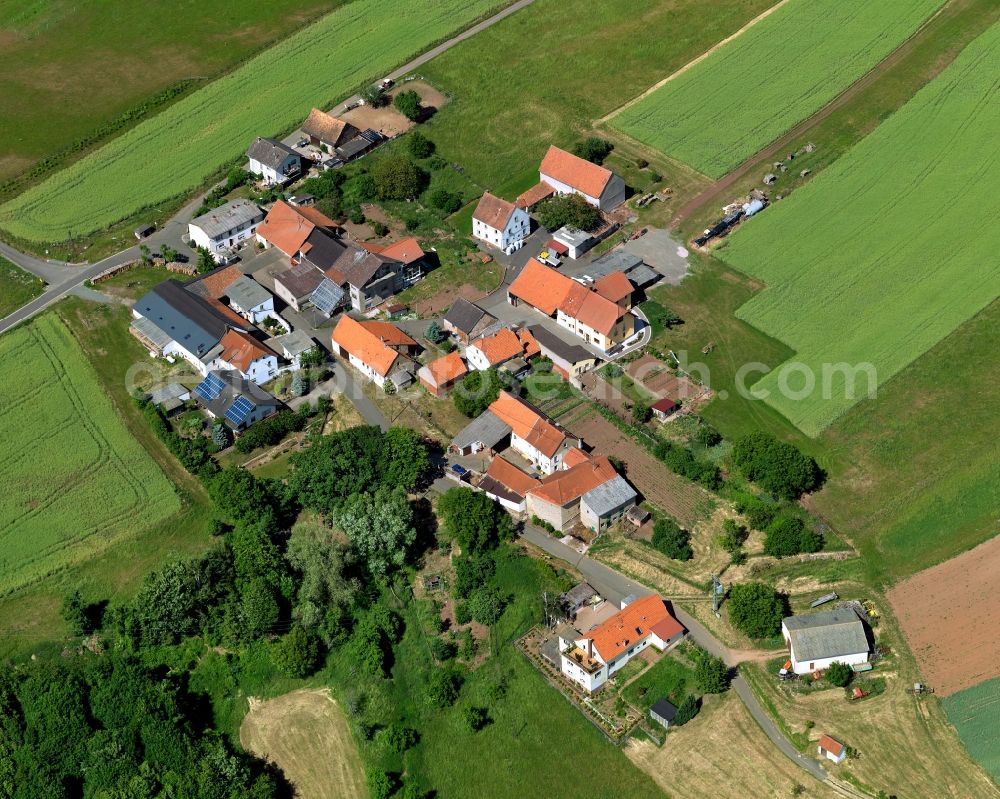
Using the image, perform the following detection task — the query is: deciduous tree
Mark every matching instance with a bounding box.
[728,582,786,639]
[335,488,416,577]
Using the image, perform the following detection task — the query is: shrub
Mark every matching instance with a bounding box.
[430,637,457,661]
[735,494,778,531]
[651,517,692,561]
[383,723,418,753]
[367,770,394,799]
[694,652,729,693]
[349,207,366,224]
[635,158,649,169]
[428,188,462,213]
[731,432,821,499]
[653,439,721,490]
[234,409,305,453]
[463,705,490,731]
[426,667,463,708]
[764,515,823,558]
[825,661,853,687]
[453,602,471,625]
[360,85,388,107]
[453,368,507,417]
[672,694,700,726]
[371,220,389,237]
[271,626,320,677]
[727,582,787,639]
[718,518,748,554]
[469,587,506,626]
[535,193,600,232]
[573,137,613,165]
[372,155,427,200]
[632,401,652,424]
[407,131,435,158]
[393,89,422,121]
[211,422,230,449]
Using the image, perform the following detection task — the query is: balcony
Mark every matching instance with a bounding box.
[565,647,603,674]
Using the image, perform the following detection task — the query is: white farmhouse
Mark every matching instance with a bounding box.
[472,192,530,254]
[781,608,871,675]
[225,275,274,325]
[559,595,685,692]
[188,200,264,262]
[246,137,303,185]
[206,329,279,385]
[539,145,626,210]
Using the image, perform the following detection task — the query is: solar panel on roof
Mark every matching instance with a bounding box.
[225,395,255,426]
[194,373,225,401]
[310,278,345,316]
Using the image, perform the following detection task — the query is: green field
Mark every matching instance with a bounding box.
[611,0,945,178]
[715,20,1000,436]
[0,313,179,595]
[0,0,507,245]
[419,0,775,196]
[943,677,1000,782]
[0,0,339,183]
[0,256,44,318]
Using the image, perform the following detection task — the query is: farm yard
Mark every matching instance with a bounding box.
[419,0,775,196]
[240,689,366,799]
[716,20,1000,436]
[0,313,179,595]
[942,677,1000,783]
[610,0,945,178]
[888,534,1000,697]
[0,0,508,246]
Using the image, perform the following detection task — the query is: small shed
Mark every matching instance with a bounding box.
[650,699,677,729]
[134,224,155,240]
[817,734,846,764]
[626,506,651,527]
[651,397,679,421]
[560,582,599,616]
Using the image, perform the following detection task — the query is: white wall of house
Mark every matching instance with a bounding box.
[483,489,526,515]
[473,207,529,255]
[346,352,390,388]
[465,343,505,372]
[540,173,601,208]
[188,218,262,259]
[248,154,300,186]
[580,494,635,532]
[509,432,560,475]
[230,298,275,325]
[789,651,869,675]
[560,653,606,692]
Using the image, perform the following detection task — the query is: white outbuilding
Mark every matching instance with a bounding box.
[781,608,870,675]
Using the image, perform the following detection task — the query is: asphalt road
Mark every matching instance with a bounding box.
[518,523,830,784]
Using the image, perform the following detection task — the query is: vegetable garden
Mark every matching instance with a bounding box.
[0,314,178,594]
[611,0,945,178]
[0,0,506,245]
[716,20,1000,435]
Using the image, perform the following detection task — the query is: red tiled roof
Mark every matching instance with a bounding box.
[380,237,425,265]
[422,351,467,387]
[471,328,524,366]
[187,265,242,300]
[257,200,337,257]
[209,299,250,327]
[517,181,556,209]
[546,239,569,255]
[818,735,845,757]
[517,328,540,359]
[489,391,567,458]
[573,291,626,336]
[561,447,592,469]
[358,320,418,348]
[301,108,356,147]
[584,595,682,662]
[217,329,275,373]
[652,397,678,414]
[540,145,613,199]
[473,192,517,229]
[593,271,633,304]
[528,455,616,506]
[485,456,540,497]
[507,259,576,316]
[332,316,404,377]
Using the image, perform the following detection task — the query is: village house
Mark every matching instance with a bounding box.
[465,326,535,371]
[472,192,530,254]
[526,325,597,381]
[525,448,636,532]
[417,350,468,397]
[246,137,303,185]
[443,297,499,345]
[508,259,635,352]
[131,280,250,374]
[205,328,279,384]
[265,330,318,369]
[651,397,680,421]
[184,266,275,326]
[300,107,359,151]
[193,370,281,431]
[331,315,418,389]
[539,145,627,211]
[478,455,541,514]
[781,608,871,675]
[188,200,264,262]
[333,244,426,312]
[559,594,685,692]
[256,200,341,258]
[450,391,578,475]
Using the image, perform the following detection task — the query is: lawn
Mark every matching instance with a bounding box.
[95,266,183,301]
[715,20,1000,437]
[622,653,696,711]
[418,0,776,196]
[0,311,179,595]
[0,0,340,185]
[611,0,945,178]
[0,256,44,318]
[0,299,216,656]
[0,0,510,246]
[943,676,1000,783]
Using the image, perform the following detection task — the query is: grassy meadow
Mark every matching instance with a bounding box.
[716,19,1000,436]
[0,312,179,595]
[419,0,775,196]
[611,0,945,178]
[0,0,508,246]
[0,256,44,318]
[0,0,340,183]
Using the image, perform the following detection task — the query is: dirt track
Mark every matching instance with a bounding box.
[889,535,1000,697]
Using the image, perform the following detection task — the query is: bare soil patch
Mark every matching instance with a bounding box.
[567,412,712,525]
[240,688,365,799]
[888,534,1000,696]
[341,80,448,137]
[625,691,839,799]
[412,282,488,316]
[625,353,709,404]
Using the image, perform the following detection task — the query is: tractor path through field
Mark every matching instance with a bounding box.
[667,0,955,232]
[596,0,794,125]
